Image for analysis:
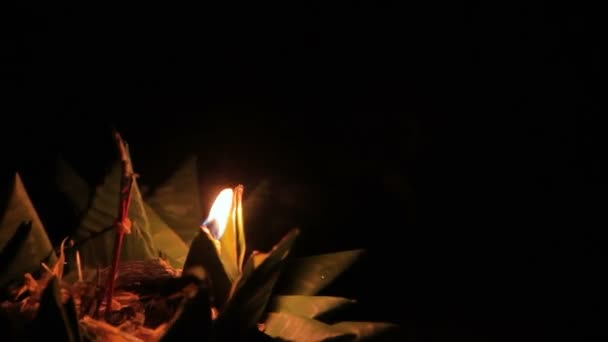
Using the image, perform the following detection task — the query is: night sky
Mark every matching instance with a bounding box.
[2,2,605,341]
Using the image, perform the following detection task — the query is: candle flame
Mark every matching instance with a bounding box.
[202,188,234,239]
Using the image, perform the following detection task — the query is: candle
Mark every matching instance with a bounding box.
[182,188,237,307]
[192,186,246,284]
[200,188,234,249]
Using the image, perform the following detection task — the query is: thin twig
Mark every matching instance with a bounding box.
[104,130,136,321]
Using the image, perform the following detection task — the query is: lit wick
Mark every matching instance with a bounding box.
[201,188,234,253]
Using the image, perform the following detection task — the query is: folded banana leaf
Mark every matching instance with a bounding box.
[57,158,188,269]
[183,230,232,308]
[331,321,399,342]
[55,158,90,215]
[218,185,245,283]
[160,283,214,341]
[144,203,188,269]
[264,311,399,342]
[216,228,300,340]
[0,173,56,289]
[241,180,271,224]
[263,311,355,342]
[275,249,365,296]
[268,295,356,320]
[69,162,157,267]
[145,157,203,246]
[0,221,33,286]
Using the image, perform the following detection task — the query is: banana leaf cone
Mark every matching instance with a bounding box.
[0,174,57,292]
[171,184,399,341]
[0,144,399,341]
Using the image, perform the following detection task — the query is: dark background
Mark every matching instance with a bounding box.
[2,2,605,341]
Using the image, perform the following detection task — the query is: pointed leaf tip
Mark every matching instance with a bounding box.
[263,312,356,342]
[264,312,399,342]
[145,203,188,269]
[217,228,300,339]
[55,158,90,214]
[145,156,203,246]
[269,295,356,320]
[0,173,55,288]
[276,249,365,296]
[183,230,232,308]
[72,162,156,267]
[332,321,401,341]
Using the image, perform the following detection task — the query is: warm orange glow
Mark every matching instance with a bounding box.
[203,188,234,239]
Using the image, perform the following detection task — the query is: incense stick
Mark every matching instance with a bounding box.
[41,262,52,274]
[76,250,83,282]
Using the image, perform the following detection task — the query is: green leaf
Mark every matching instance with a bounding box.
[263,312,399,342]
[160,284,214,342]
[0,173,56,289]
[145,203,188,269]
[55,158,90,215]
[145,157,203,246]
[263,312,355,342]
[268,295,356,320]
[241,180,271,228]
[230,228,300,298]
[57,159,184,268]
[31,277,78,342]
[236,250,268,291]
[219,189,240,282]
[332,322,400,341]
[0,221,33,283]
[72,162,157,267]
[216,229,300,340]
[217,185,247,282]
[235,185,246,271]
[183,230,232,308]
[276,250,365,296]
